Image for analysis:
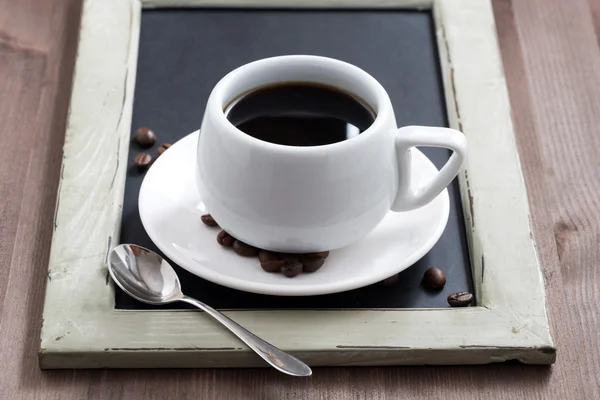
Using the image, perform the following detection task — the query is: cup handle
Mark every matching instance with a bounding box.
[391,126,467,212]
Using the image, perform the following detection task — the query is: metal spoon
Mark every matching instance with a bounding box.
[108,243,312,377]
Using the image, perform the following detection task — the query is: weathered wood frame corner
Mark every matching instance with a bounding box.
[39,0,556,369]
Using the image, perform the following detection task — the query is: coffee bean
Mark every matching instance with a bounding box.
[217,230,235,247]
[279,254,301,263]
[232,240,259,257]
[201,214,218,227]
[381,274,399,286]
[134,127,156,147]
[301,255,324,273]
[157,143,172,155]
[281,261,302,277]
[258,250,278,263]
[134,152,152,170]
[447,292,473,307]
[422,267,446,291]
[261,259,286,273]
[305,251,329,259]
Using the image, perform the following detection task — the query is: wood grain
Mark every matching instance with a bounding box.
[0,0,598,398]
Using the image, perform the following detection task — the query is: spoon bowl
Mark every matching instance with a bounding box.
[109,244,183,304]
[108,244,312,377]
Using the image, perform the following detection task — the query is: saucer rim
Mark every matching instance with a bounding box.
[139,130,450,296]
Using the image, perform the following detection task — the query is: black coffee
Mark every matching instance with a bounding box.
[225,82,376,146]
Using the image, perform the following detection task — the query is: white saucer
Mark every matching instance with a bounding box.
[139,131,450,296]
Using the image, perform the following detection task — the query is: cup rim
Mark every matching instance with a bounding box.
[206,55,394,154]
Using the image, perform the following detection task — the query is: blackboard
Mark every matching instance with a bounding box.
[117,8,473,310]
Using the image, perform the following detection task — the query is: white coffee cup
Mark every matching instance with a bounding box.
[196,55,467,253]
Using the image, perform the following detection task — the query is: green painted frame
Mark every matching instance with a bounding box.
[38,0,555,369]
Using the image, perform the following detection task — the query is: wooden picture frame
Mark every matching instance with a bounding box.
[39,0,556,368]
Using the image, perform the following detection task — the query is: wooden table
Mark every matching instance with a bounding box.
[1,0,598,398]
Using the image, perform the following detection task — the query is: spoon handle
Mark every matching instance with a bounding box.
[181,296,312,377]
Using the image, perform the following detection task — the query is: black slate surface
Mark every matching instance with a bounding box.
[117,9,473,310]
